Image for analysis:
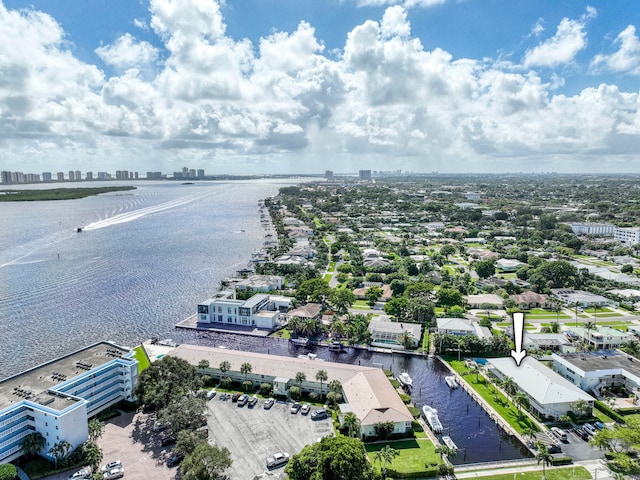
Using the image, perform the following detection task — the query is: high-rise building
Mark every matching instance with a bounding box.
[85,172,93,180]
[42,172,52,182]
[75,170,81,181]
[359,170,372,181]
[1,171,11,184]
[134,172,139,179]
[25,173,40,183]
[68,170,75,181]
[197,169,205,178]
[11,172,24,183]
[97,172,108,180]
[325,170,333,179]
[57,172,65,182]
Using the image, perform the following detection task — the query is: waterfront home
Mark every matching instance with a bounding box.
[522,333,575,353]
[565,326,632,350]
[486,357,594,420]
[552,351,640,402]
[0,343,137,464]
[436,318,492,340]
[197,291,291,329]
[368,318,421,349]
[167,344,413,439]
[234,275,284,292]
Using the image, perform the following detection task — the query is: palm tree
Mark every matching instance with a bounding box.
[198,359,209,374]
[583,321,596,349]
[435,445,457,463]
[88,418,105,443]
[373,445,398,478]
[398,330,415,350]
[535,442,553,480]
[82,441,103,472]
[342,412,361,438]
[571,301,581,327]
[521,427,537,447]
[316,369,328,400]
[240,362,252,391]
[288,316,303,336]
[592,304,600,326]
[466,365,480,383]
[219,360,231,381]
[513,391,529,419]
[328,379,342,395]
[295,371,306,390]
[501,376,517,397]
[49,439,73,466]
[21,432,45,458]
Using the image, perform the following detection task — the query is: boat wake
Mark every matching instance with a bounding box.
[83,193,211,231]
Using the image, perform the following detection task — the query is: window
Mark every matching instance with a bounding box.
[228,308,232,314]
[56,426,58,430]
[218,307,222,313]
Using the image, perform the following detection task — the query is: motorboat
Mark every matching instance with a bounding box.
[289,338,309,347]
[422,405,443,434]
[445,375,459,389]
[442,436,457,451]
[397,372,413,388]
[328,341,344,352]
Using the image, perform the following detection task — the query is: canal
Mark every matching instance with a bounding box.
[178,330,531,465]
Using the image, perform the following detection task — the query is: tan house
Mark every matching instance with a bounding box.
[510,291,549,309]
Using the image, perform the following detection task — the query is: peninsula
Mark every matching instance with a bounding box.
[0,186,136,201]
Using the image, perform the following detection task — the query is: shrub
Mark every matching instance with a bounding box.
[289,386,301,400]
[399,393,411,404]
[259,383,272,396]
[0,464,18,480]
[309,392,319,402]
[595,401,626,424]
[407,406,421,418]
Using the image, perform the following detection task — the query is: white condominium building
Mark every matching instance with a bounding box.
[614,227,640,245]
[0,343,137,464]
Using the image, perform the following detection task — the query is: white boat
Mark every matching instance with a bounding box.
[445,375,459,389]
[422,405,443,434]
[397,372,413,388]
[442,435,457,451]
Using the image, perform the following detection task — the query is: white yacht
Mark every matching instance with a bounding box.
[422,405,443,434]
[397,372,413,388]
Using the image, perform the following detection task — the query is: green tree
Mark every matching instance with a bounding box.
[374,421,395,440]
[365,286,383,306]
[218,360,231,380]
[501,376,517,397]
[134,356,201,411]
[513,391,529,419]
[535,443,553,480]
[296,278,331,303]
[181,443,232,480]
[285,436,373,480]
[198,359,210,374]
[240,362,253,391]
[0,464,18,480]
[87,418,104,443]
[373,445,398,478]
[316,369,328,400]
[330,288,356,313]
[436,288,463,310]
[475,259,496,279]
[572,399,591,418]
[384,296,408,318]
[82,441,103,472]
[48,439,73,467]
[398,330,415,350]
[342,412,361,438]
[175,429,208,457]
[21,431,45,458]
[407,296,435,324]
[328,379,342,394]
[295,371,306,389]
[159,395,207,434]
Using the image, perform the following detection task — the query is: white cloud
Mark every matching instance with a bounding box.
[591,25,640,76]
[355,0,446,8]
[1,1,640,174]
[522,10,593,68]
[95,33,159,71]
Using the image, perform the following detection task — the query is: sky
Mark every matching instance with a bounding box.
[1,0,639,175]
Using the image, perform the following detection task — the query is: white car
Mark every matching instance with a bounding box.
[67,468,91,480]
[99,461,122,473]
[266,451,290,469]
[103,467,124,480]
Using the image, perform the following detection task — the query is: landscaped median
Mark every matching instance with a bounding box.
[447,358,539,436]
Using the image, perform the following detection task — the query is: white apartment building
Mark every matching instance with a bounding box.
[197,291,291,329]
[569,223,615,236]
[614,227,640,245]
[0,343,137,464]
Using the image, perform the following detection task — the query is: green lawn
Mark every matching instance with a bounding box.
[469,466,591,480]
[448,360,539,435]
[323,273,333,282]
[133,345,150,372]
[270,328,291,339]
[366,439,440,478]
[584,307,614,313]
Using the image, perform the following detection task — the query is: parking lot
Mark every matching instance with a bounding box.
[206,395,333,480]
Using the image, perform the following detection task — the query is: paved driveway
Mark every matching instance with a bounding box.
[206,395,333,480]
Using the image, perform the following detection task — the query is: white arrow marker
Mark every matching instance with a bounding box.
[510,312,527,366]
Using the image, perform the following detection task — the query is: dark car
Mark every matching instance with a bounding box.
[311,408,329,420]
[166,453,184,467]
[547,444,562,454]
[231,392,242,402]
[574,428,589,441]
[161,435,176,446]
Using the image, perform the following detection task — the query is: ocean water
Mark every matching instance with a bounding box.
[0,180,292,377]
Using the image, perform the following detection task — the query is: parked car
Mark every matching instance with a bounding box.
[99,461,122,473]
[238,394,249,406]
[290,402,302,414]
[102,467,124,480]
[152,421,166,432]
[249,395,259,407]
[207,389,217,400]
[594,421,605,430]
[231,392,242,402]
[574,428,589,441]
[161,435,177,446]
[301,404,311,415]
[264,398,275,409]
[166,453,185,467]
[550,427,568,442]
[266,451,290,469]
[311,408,329,420]
[547,444,562,454]
[583,423,596,436]
[67,468,91,480]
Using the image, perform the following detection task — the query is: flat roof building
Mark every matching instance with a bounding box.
[368,318,422,350]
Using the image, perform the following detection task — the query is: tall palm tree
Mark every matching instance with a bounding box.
[82,441,103,472]
[198,359,209,374]
[521,427,537,447]
[295,371,306,389]
[21,432,45,458]
[240,362,252,391]
[88,418,105,443]
[434,445,457,463]
[583,321,596,349]
[398,330,415,350]
[342,412,361,438]
[571,301,581,327]
[316,369,328,400]
[328,379,342,395]
[513,391,529,419]
[502,376,517,397]
[535,442,553,480]
[219,360,231,381]
[373,445,398,478]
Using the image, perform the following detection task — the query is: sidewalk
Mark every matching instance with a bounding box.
[455,459,613,479]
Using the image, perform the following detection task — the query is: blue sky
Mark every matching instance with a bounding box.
[1,0,639,175]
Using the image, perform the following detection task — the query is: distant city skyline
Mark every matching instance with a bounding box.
[1,0,639,174]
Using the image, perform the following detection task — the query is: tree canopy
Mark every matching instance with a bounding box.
[134,355,201,411]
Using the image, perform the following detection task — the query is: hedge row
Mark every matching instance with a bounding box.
[594,401,626,424]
